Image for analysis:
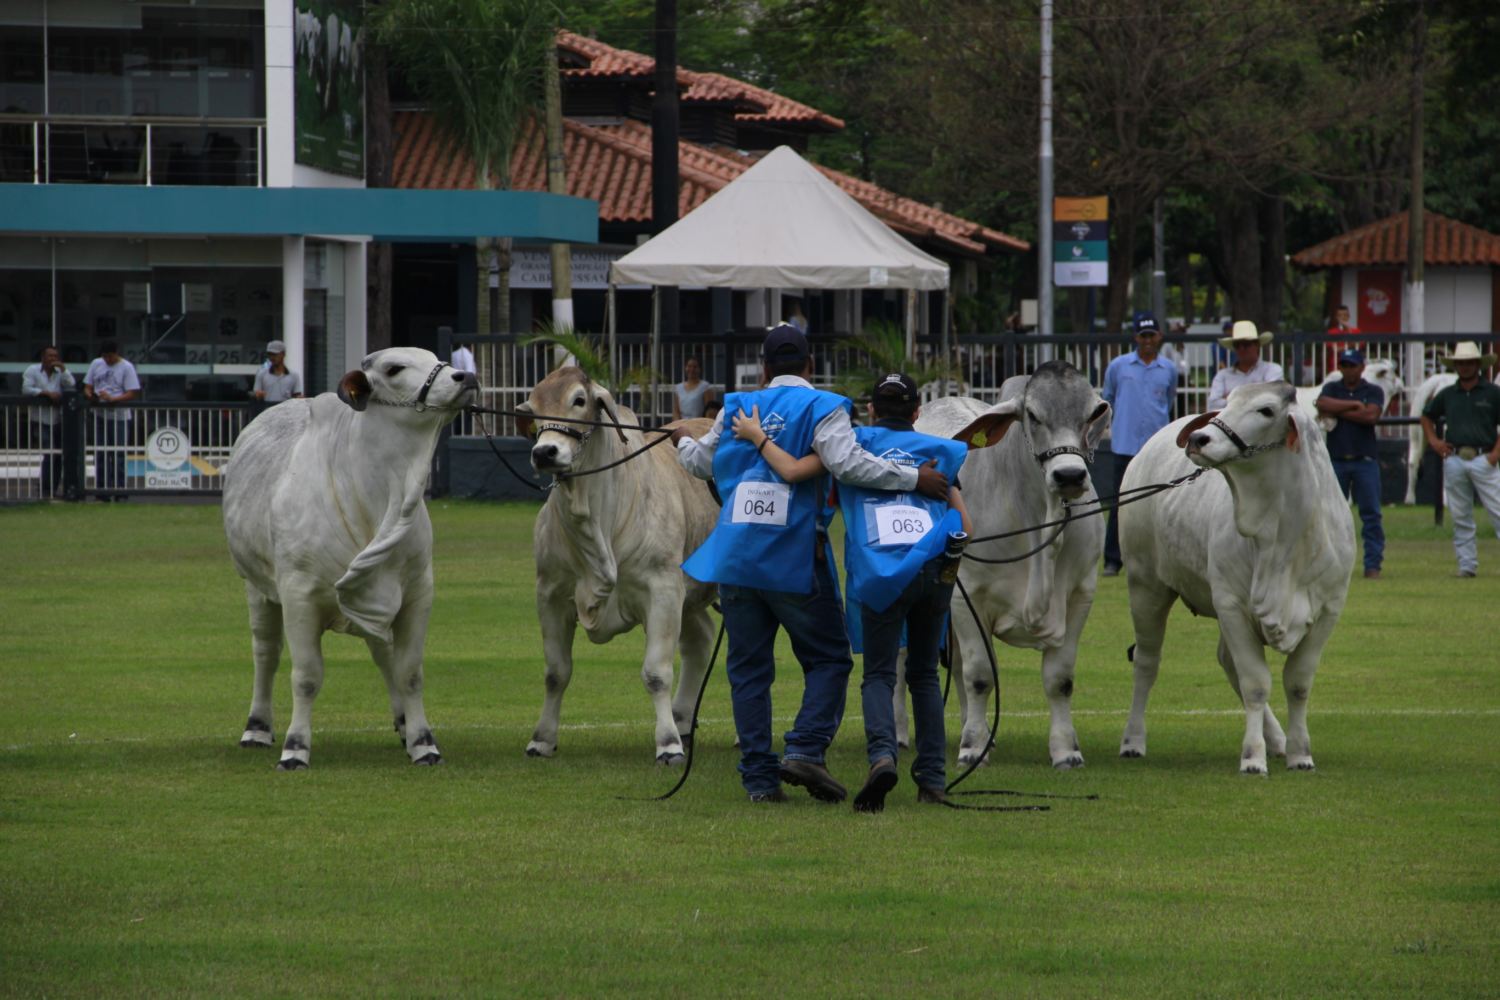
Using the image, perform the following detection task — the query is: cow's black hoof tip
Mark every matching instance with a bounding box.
[413,753,442,766]
[276,758,309,771]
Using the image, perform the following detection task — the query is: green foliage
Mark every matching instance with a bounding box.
[374,0,557,190]
[830,319,956,403]
[0,503,1497,995]
[519,322,663,392]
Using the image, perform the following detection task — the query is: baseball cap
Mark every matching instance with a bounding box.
[873,371,918,403]
[761,323,809,361]
[1337,348,1365,366]
[1132,311,1160,335]
[266,340,287,354]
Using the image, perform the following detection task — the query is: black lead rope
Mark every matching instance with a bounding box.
[469,405,678,493]
[615,614,727,802]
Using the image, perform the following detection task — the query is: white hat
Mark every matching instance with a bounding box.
[1218,320,1273,349]
[1441,341,1498,369]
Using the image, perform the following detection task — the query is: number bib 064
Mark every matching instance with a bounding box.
[731,481,791,526]
[872,503,932,546]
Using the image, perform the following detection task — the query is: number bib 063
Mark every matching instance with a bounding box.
[872,503,932,546]
[731,481,791,526]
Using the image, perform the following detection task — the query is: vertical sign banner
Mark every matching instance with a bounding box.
[1356,269,1403,333]
[1053,196,1109,287]
[294,0,365,178]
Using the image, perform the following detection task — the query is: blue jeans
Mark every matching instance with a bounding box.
[1103,452,1133,568]
[1331,457,1384,571]
[719,559,854,795]
[860,559,952,791]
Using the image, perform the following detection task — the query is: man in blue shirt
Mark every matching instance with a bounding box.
[1318,348,1386,578]
[1100,311,1177,575]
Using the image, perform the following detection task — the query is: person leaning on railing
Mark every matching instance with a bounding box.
[82,341,140,501]
[22,345,75,496]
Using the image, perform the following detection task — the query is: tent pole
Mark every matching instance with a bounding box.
[940,286,951,397]
[607,284,617,385]
[904,289,916,361]
[650,287,661,423]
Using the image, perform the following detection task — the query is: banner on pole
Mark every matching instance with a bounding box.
[1053,197,1109,287]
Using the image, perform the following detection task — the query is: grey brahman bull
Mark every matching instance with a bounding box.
[518,367,718,764]
[1118,381,1353,774]
[224,347,477,769]
[913,360,1111,768]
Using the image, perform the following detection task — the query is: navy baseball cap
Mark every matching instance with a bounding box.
[873,371,918,403]
[762,323,809,361]
[1337,348,1365,366]
[1133,311,1160,335]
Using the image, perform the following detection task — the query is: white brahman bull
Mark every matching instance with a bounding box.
[518,367,719,764]
[913,360,1111,768]
[1405,372,1458,503]
[1294,358,1403,433]
[1118,381,1353,774]
[224,347,477,769]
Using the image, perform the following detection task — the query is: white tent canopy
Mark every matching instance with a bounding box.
[609,145,950,291]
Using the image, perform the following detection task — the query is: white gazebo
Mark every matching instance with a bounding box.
[607,145,950,410]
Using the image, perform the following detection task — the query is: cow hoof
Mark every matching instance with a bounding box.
[240,734,274,748]
[1119,747,1145,759]
[897,739,910,751]
[276,758,309,771]
[955,750,989,768]
[656,751,686,767]
[1239,762,1268,776]
[525,742,556,758]
[1287,756,1315,771]
[1052,754,1085,770]
[412,752,443,766]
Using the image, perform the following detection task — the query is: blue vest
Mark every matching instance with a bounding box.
[840,424,967,616]
[682,384,852,593]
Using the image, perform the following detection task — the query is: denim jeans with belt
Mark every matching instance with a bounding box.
[719,558,853,795]
[1331,456,1384,572]
[859,558,953,791]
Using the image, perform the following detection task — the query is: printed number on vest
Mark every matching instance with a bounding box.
[873,503,932,546]
[732,482,791,526]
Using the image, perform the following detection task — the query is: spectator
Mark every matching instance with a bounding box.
[82,340,140,500]
[1207,321,1284,410]
[1420,341,1500,578]
[672,357,713,421]
[21,345,76,497]
[1317,349,1385,579]
[253,340,303,404]
[1213,318,1235,370]
[1325,304,1362,376]
[1100,311,1177,576]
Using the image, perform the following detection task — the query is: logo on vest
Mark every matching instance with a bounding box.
[760,411,788,441]
[876,446,920,467]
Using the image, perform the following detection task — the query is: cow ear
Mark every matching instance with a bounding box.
[338,370,371,412]
[593,385,628,443]
[1086,399,1112,452]
[1285,410,1301,453]
[1175,410,1220,449]
[953,398,1021,450]
[514,400,535,438]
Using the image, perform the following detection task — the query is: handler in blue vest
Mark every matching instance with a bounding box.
[672,326,951,804]
[735,372,970,811]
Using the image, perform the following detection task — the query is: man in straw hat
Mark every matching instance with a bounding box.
[1207,320,1284,411]
[1420,341,1500,577]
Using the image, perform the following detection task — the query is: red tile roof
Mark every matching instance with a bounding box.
[391,111,1027,257]
[557,31,842,131]
[1292,211,1500,269]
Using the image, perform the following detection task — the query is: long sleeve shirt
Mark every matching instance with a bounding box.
[677,374,919,492]
[22,363,76,426]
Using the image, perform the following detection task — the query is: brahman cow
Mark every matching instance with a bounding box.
[518,367,719,764]
[1405,372,1458,504]
[913,361,1111,768]
[224,347,477,769]
[1118,381,1353,774]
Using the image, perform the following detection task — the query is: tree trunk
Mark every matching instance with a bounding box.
[1177,252,1196,325]
[1258,195,1286,333]
[1105,191,1139,335]
[365,36,393,351]
[1066,287,1090,336]
[1217,196,1263,326]
[497,237,513,337]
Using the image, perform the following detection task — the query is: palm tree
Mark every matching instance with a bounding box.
[375,0,556,379]
[831,320,957,418]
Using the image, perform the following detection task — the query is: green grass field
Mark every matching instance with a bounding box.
[1,500,1496,997]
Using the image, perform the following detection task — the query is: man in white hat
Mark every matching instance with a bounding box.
[1420,341,1500,577]
[1207,320,1284,410]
